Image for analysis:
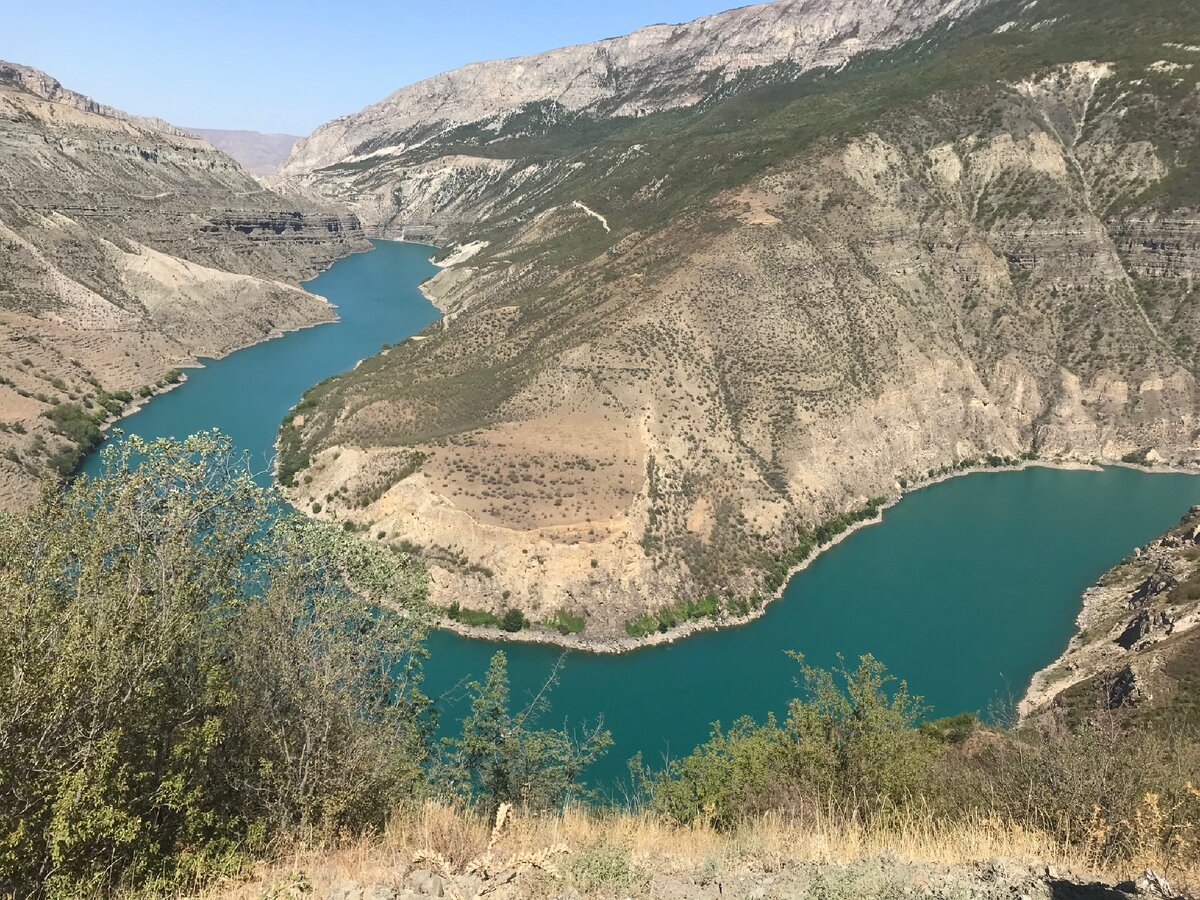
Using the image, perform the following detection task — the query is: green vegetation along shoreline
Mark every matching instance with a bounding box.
[420,456,1199,654]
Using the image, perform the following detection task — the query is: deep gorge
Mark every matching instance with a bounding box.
[80,239,1200,789]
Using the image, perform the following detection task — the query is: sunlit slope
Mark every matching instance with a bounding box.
[284,0,1200,638]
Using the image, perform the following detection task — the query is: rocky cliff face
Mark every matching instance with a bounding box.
[0,60,188,135]
[278,0,988,236]
[282,0,1200,643]
[0,61,368,505]
[1022,506,1200,729]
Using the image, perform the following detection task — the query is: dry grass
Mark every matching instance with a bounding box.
[200,800,1181,899]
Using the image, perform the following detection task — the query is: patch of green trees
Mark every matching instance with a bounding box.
[42,401,105,475]
[446,600,530,632]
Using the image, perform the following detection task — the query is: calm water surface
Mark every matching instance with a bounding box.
[82,240,1200,789]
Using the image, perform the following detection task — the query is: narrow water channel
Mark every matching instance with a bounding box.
[82,239,1200,789]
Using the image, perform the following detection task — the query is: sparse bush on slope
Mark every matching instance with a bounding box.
[0,432,432,898]
[637,653,1200,879]
[437,651,612,816]
[638,653,937,828]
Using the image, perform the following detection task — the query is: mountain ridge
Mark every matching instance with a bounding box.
[0,59,189,136]
[279,0,989,215]
[278,0,1200,643]
[284,0,983,160]
[0,59,368,505]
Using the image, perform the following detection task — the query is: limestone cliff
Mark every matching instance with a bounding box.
[281,0,1200,643]
[0,61,368,505]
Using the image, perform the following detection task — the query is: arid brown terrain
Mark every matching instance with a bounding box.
[0,61,368,505]
[276,0,1200,643]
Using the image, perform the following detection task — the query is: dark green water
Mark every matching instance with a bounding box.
[82,240,1200,790]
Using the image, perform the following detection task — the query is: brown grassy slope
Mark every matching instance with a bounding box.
[205,801,1196,900]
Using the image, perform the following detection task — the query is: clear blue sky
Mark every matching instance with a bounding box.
[1,0,739,135]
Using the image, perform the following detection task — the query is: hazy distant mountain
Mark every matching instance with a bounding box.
[187,128,302,175]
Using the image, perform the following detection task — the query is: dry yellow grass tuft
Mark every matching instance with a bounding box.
[201,800,1200,899]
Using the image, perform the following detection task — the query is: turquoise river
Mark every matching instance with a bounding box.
[81,239,1200,789]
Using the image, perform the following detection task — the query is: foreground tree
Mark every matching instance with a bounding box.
[438,651,612,814]
[0,433,431,898]
[643,653,937,827]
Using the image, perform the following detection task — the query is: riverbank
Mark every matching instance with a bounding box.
[433,457,1199,655]
[78,235,374,467]
[1019,502,1200,720]
[76,238,412,497]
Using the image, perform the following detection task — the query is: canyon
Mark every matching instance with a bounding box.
[7,5,1200,896]
[276,0,1200,640]
[0,60,367,505]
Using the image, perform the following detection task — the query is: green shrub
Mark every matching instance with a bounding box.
[763,499,886,593]
[642,654,936,827]
[927,716,1200,871]
[919,713,978,744]
[548,609,586,635]
[446,603,501,628]
[624,591,724,637]
[625,611,660,637]
[1122,448,1152,465]
[40,402,105,475]
[0,433,431,898]
[276,398,318,487]
[437,651,611,814]
[569,844,633,889]
[635,715,792,827]
[501,608,529,632]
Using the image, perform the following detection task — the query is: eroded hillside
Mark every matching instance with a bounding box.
[0,61,368,504]
[280,0,1200,643]
[1022,505,1200,728]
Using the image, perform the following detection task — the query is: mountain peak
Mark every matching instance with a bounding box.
[281,0,987,175]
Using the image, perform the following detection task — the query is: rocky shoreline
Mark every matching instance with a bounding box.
[432,458,1197,654]
[1019,501,1200,720]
